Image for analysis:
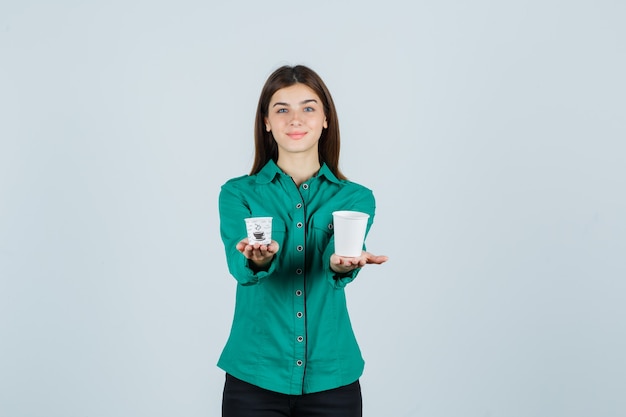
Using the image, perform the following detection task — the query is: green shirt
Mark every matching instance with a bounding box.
[217,160,377,395]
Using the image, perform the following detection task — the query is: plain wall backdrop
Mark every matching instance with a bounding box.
[1,1,625,416]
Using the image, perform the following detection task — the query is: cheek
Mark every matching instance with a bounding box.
[306,115,326,127]
[267,115,285,128]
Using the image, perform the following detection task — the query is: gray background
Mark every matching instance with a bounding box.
[1,1,625,416]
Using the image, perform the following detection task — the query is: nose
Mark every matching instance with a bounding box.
[289,112,302,126]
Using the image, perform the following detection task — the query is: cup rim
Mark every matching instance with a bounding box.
[332,210,370,219]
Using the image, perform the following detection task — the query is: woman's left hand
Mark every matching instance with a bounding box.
[330,251,388,274]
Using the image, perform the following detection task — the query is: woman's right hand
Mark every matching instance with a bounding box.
[236,238,280,269]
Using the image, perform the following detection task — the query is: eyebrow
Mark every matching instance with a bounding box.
[272,99,319,108]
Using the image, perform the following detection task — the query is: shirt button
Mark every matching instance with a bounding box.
[328,223,333,230]
[296,360,303,366]
[297,222,303,228]
[302,184,309,190]
[297,336,304,342]
[295,290,302,296]
[296,203,302,209]
[296,268,303,275]
[297,245,303,252]
[296,312,303,318]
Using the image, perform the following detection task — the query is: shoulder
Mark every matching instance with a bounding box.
[338,178,374,196]
[221,174,255,190]
[219,175,259,202]
[331,178,376,209]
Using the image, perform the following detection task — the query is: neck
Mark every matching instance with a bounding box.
[277,153,321,187]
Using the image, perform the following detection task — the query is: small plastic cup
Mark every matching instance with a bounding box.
[332,211,369,257]
[244,217,273,245]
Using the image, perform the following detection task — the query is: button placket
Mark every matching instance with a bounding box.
[292,196,306,377]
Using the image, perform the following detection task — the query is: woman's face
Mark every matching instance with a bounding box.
[264,83,328,160]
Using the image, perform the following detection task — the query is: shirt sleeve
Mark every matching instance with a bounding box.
[219,182,278,286]
[323,186,377,289]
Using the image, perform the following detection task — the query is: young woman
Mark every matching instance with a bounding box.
[218,65,388,417]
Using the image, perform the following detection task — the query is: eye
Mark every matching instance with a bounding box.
[304,106,315,112]
[277,108,288,113]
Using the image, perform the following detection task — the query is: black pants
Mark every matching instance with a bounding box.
[222,374,363,417]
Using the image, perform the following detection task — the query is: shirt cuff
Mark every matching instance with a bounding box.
[235,254,277,285]
[330,267,361,288]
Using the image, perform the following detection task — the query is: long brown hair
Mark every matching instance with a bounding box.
[250,65,346,180]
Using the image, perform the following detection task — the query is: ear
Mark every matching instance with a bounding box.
[323,118,328,129]
[264,117,271,132]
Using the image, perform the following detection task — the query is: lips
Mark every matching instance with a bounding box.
[287,132,306,140]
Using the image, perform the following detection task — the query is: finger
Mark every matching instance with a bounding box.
[236,239,249,252]
[241,247,253,259]
[366,255,389,264]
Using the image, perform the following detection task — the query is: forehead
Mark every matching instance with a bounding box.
[269,83,322,104]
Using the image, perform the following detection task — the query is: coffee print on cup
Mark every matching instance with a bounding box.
[244,217,273,245]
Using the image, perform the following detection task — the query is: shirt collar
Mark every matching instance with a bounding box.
[317,162,341,184]
[255,160,341,185]
[255,160,283,184]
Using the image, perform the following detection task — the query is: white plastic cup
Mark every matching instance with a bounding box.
[332,211,369,257]
[244,217,273,245]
